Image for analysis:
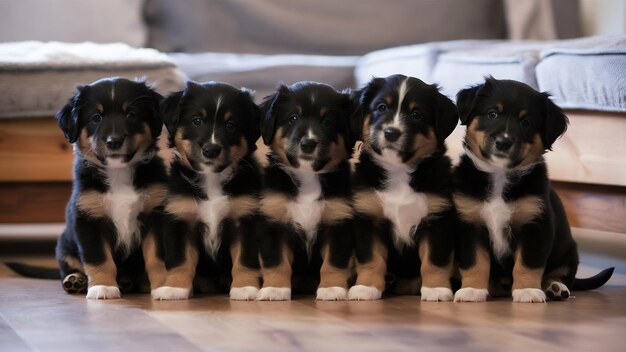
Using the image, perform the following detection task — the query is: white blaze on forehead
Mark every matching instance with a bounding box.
[393,78,409,126]
[311,93,315,104]
[211,95,224,144]
[111,82,115,102]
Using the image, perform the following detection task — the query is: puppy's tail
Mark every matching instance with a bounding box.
[573,267,614,291]
[4,262,60,280]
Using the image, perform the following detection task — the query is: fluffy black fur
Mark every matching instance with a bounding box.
[52,78,166,297]
[453,77,613,302]
[256,82,357,300]
[351,75,459,300]
[154,81,263,300]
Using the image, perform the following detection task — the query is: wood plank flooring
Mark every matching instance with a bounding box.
[1,263,625,352]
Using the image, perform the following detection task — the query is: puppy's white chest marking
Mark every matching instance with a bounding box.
[288,170,323,253]
[198,168,232,259]
[480,172,513,260]
[376,167,429,249]
[104,168,143,253]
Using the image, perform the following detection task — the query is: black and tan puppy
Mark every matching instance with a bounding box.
[453,77,613,303]
[350,74,459,301]
[152,81,263,300]
[256,82,356,301]
[53,77,168,299]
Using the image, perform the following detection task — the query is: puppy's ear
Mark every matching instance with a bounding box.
[456,84,482,125]
[350,78,386,141]
[338,90,359,151]
[240,88,261,152]
[434,89,459,141]
[56,85,88,143]
[149,89,165,140]
[359,77,386,108]
[542,94,568,150]
[259,84,289,145]
[348,89,366,142]
[160,90,183,141]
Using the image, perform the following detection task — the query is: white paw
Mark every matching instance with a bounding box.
[86,285,121,300]
[512,288,546,303]
[229,286,259,301]
[454,287,489,302]
[256,287,291,301]
[151,286,191,300]
[316,286,348,301]
[545,281,571,301]
[348,285,382,301]
[420,286,453,302]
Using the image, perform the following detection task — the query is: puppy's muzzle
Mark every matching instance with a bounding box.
[383,127,402,142]
[202,143,222,159]
[105,135,125,151]
[299,138,318,155]
[494,135,514,152]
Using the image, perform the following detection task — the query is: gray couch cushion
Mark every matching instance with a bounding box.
[536,35,626,112]
[0,0,147,47]
[354,41,499,88]
[170,52,358,101]
[0,42,186,118]
[146,0,506,55]
[432,42,557,98]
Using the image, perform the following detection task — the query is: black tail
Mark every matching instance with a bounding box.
[573,267,614,291]
[4,262,60,280]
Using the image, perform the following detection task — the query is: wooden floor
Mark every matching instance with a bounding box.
[0,264,625,352]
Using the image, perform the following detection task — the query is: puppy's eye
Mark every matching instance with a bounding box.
[322,115,333,126]
[192,117,202,126]
[289,114,299,124]
[91,113,102,123]
[376,103,388,112]
[225,120,236,131]
[126,111,136,119]
[520,118,531,128]
[411,110,422,120]
[487,110,498,119]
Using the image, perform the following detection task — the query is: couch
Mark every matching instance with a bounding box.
[0,0,624,241]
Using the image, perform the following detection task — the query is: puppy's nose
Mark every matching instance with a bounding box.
[105,136,125,150]
[202,144,222,159]
[495,136,514,152]
[299,138,318,154]
[383,127,401,142]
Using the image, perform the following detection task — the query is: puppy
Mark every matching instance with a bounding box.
[256,82,357,301]
[350,74,459,301]
[453,77,613,303]
[54,77,168,299]
[152,81,263,300]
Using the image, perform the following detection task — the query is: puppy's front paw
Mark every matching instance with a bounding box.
[545,281,570,301]
[512,288,546,303]
[62,273,87,294]
[86,285,121,300]
[420,286,453,302]
[229,286,259,301]
[316,286,348,301]
[348,285,382,301]
[256,287,291,301]
[151,286,191,300]
[454,287,488,302]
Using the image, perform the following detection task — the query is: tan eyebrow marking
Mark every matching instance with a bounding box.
[496,103,503,113]
[96,104,104,113]
[519,110,528,118]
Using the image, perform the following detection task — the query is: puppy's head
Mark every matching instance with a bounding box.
[456,77,568,171]
[260,82,356,173]
[56,78,163,167]
[355,75,458,167]
[161,81,261,173]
